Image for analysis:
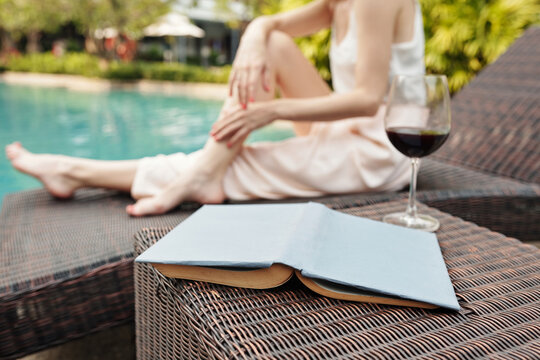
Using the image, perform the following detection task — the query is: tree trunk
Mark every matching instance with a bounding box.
[0,29,15,56]
[26,30,41,53]
[85,35,99,54]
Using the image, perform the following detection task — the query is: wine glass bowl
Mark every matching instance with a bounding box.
[383,75,451,232]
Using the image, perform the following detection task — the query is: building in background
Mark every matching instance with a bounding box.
[173,0,251,65]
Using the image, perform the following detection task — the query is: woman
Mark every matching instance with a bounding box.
[6,0,424,216]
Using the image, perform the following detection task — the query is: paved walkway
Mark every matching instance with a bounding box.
[0,72,228,100]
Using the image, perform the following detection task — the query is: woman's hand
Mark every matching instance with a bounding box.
[211,101,278,147]
[229,19,273,107]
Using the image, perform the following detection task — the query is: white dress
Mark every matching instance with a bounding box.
[131,2,425,201]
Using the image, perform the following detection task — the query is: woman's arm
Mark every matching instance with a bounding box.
[231,0,333,107]
[276,0,397,121]
[254,0,333,39]
[214,0,400,146]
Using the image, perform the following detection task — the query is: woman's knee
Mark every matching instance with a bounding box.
[267,31,297,61]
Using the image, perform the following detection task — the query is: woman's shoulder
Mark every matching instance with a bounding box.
[350,0,409,17]
[349,0,416,42]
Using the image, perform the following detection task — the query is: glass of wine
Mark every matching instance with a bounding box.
[383,74,451,232]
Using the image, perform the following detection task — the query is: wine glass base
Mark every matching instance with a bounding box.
[383,212,440,232]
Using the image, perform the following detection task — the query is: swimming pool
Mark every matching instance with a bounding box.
[0,82,295,204]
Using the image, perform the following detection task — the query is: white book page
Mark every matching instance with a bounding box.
[299,207,459,310]
[136,203,308,268]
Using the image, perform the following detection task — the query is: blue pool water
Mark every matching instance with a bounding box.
[0,82,294,204]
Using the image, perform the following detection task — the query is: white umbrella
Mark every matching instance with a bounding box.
[144,13,205,38]
[94,27,119,39]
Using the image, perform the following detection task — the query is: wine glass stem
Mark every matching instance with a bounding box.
[406,157,420,219]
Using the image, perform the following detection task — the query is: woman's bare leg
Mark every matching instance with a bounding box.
[5,142,137,197]
[268,31,331,135]
[125,139,236,216]
[127,31,332,216]
[5,31,330,215]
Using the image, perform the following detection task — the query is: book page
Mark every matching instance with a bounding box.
[299,207,459,310]
[136,203,309,268]
[278,202,327,269]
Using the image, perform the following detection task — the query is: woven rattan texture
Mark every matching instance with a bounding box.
[418,193,539,243]
[416,160,540,242]
[134,200,540,359]
[0,189,192,295]
[0,189,193,359]
[416,159,535,193]
[433,27,540,184]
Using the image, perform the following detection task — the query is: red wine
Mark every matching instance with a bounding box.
[386,127,449,158]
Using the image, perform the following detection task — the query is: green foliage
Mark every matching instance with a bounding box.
[65,39,84,53]
[103,61,143,80]
[139,62,231,83]
[5,52,231,83]
[6,52,101,76]
[296,30,331,83]
[70,0,114,38]
[0,0,172,47]
[71,0,173,40]
[0,0,72,39]
[421,0,540,92]
[137,46,164,62]
[141,62,186,81]
[60,53,102,77]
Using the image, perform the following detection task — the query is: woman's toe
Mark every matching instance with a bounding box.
[127,197,168,217]
[6,142,24,160]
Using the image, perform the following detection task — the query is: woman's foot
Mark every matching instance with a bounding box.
[126,164,226,217]
[5,142,82,198]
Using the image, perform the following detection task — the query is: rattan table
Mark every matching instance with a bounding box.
[134,199,540,359]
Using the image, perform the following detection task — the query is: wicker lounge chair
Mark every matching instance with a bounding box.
[419,26,540,242]
[1,27,538,359]
[0,189,193,359]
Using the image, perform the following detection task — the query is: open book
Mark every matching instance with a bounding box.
[136,202,459,311]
